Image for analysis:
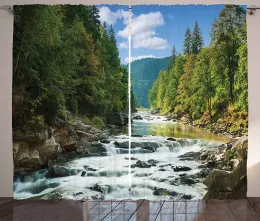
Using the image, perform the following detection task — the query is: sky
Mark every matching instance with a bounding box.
[97,4,246,64]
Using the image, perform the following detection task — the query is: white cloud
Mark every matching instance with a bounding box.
[116,9,134,25]
[134,37,168,49]
[120,42,128,49]
[125,55,157,63]
[118,12,168,50]
[99,7,134,26]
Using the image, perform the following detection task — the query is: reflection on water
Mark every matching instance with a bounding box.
[131,119,230,143]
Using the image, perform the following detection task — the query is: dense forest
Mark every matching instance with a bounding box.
[149,5,248,135]
[12,5,135,130]
[130,57,170,108]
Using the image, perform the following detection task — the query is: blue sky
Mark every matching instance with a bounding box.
[98,4,246,64]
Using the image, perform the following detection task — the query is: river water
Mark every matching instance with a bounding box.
[14,111,230,200]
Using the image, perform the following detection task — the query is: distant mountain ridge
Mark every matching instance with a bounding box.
[129,57,170,108]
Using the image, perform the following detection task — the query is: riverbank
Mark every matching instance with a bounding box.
[132,111,247,200]
[13,112,128,173]
[150,107,247,138]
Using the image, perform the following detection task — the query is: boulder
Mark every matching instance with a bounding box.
[84,142,107,154]
[133,115,143,120]
[180,176,198,185]
[54,130,76,151]
[100,139,110,144]
[153,187,178,197]
[203,169,231,189]
[73,122,92,133]
[181,194,193,200]
[45,166,69,178]
[173,166,192,172]
[107,113,125,126]
[199,153,209,161]
[38,137,62,165]
[231,136,248,151]
[90,184,103,193]
[147,159,159,166]
[77,131,99,142]
[234,148,247,161]
[13,142,41,168]
[178,151,201,161]
[134,160,152,168]
[167,137,177,141]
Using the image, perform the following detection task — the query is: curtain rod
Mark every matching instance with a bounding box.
[0,5,13,15]
[248,5,260,15]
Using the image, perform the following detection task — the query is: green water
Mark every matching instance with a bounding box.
[131,120,230,143]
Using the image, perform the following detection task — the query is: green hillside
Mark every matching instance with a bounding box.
[130,57,170,108]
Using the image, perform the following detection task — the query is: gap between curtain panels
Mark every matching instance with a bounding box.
[128,5,132,199]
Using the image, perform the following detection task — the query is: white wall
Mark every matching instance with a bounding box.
[0,0,260,197]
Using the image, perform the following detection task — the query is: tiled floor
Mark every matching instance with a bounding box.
[1,197,260,220]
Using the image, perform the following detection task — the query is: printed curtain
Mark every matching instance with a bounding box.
[12,4,248,201]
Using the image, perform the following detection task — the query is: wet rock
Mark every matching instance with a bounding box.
[153,187,178,197]
[41,192,63,200]
[134,173,152,177]
[134,160,152,168]
[81,171,86,177]
[100,139,110,144]
[181,194,193,200]
[45,166,70,178]
[133,115,143,120]
[178,151,201,161]
[199,152,209,160]
[180,176,198,185]
[131,135,143,137]
[167,137,177,141]
[158,178,168,182]
[124,157,138,160]
[90,184,103,193]
[159,168,166,172]
[196,168,212,178]
[147,159,159,166]
[173,166,192,172]
[84,142,107,154]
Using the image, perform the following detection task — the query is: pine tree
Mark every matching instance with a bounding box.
[183,27,192,55]
[108,25,120,69]
[191,21,204,54]
[168,45,177,70]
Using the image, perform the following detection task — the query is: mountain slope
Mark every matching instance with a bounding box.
[130,57,170,108]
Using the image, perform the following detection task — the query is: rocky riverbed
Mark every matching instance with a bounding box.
[13,111,247,200]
